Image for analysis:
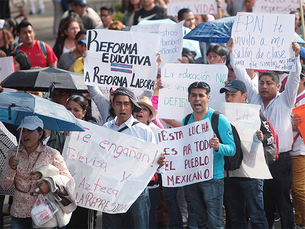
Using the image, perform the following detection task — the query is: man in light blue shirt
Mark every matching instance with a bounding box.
[102,87,165,229]
[183,82,235,228]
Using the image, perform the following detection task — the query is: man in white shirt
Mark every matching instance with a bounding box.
[102,87,165,229]
[226,38,301,229]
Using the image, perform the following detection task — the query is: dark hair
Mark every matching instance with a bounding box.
[100,6,114,15]
[67,94,87,111]
[16,20,33,34]
[188,82,211,96]
[178,8,192,21]
[10,51,32,70]
[207,45,227,62]
[259,71,280,85]
[109,21,124,30]
[5,18,17,34]
[75,29,86,40]
[127,0,140,12]
[61,18,81,37]
[37,127,46,142]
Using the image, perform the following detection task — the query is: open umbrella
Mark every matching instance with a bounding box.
[184,16,236,43]
[0,92,84,132]
[184,16,305,45]
[1,67,88,93]
[0,122,16,195]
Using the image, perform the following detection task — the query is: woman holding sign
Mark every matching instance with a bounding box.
[65,94,98,229]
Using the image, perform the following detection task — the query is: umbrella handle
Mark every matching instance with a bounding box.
[8,104,16,120]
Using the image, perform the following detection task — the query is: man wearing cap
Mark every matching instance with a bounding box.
[57,30,86,71]
[226,39,301,229]
[102,87,165,229]
[183,81,235,228]
[219,80,269,229]
[59,0,96,35]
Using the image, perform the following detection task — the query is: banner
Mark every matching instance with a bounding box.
[62,120,163,213]
[253,0,301,14]
[130,21,184,67]
[157,119,213,187]
[84,29,161,91]
[167,0,217,16]
[210,103,272,179]
[158,63,227,120]
[231,12,295,71]
[292,104,305,144]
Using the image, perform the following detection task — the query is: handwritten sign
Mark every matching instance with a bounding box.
[0,56,17,93]
[62,120,163,213]
[253,0,301,14]
[231,12,295,71]
[292,104,305,144]
[167,0,217,16]
[84,30,161,91]
[158,63,227,120]
[210,102,272,179]
[130,21,184,67]
[157,119,213,187]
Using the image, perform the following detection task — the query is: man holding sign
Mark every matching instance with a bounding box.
[102,87,165,229]
[227,39,301,229]
[183,82,235,228]
[220,79,269,228]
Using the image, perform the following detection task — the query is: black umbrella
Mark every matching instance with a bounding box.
[1,67,88,93]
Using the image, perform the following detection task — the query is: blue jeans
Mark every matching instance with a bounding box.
[149,187,160,229]
[11,216,66,229]
[188,179,224,229]
[103,187,150,229]
[163,186,197,229]
[224,178,268,229]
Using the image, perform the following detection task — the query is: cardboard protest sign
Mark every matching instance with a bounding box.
[158,63,227,120]
[130,21,184,67]
[292,104,305,144]
[62,120,163,213]
[231,12,295,71]
[167,0,217,16]
[84,29,161,91]
[157,119,213,187]
[210,102,272,179]
[0,56,17,93]
[253,0,301,14]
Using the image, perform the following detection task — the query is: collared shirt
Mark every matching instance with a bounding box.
[0,143,71,218]
[103,115,156,144]
[231,54,301,153]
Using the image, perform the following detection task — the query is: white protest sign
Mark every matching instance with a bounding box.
[158,63,227,120]
[84,29,161,91]
[0,56,17,93]
[231,12,295,71]
[62,120,163,213]
[253,0,301,14]
[157,119,213,187]
[130,21,184,67]
[167,0,217,16]
[209,102,272,179]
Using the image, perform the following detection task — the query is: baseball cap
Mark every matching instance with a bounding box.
[73,0,87,6]
[113,87,142,113]
[78,38,86,45]
[17,116,44,130]
[220,80,247,94]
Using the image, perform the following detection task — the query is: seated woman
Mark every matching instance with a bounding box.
[0,116,75,228]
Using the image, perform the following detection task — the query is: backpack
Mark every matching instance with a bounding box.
[15,40,48,63]
[259,111,279,165]
[184,111,243,174]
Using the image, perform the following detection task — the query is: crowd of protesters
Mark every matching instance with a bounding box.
[0,0,305,229]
